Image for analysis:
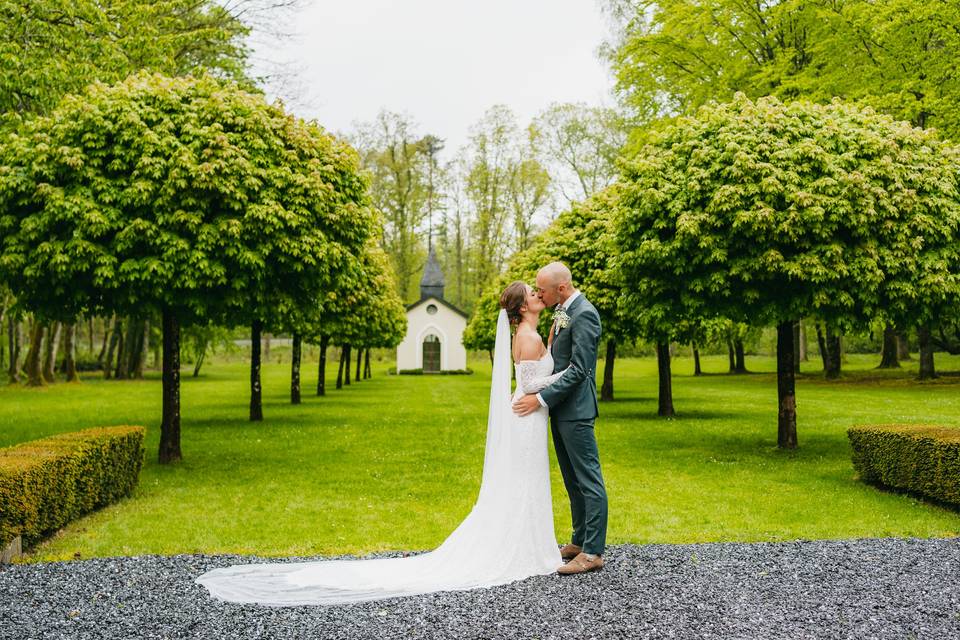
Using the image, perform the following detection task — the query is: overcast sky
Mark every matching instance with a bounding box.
[250,0,615,153]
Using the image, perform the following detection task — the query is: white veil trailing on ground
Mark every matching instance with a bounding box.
[195,309,558,606]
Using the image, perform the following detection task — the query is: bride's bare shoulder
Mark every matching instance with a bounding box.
[513,328,545,361]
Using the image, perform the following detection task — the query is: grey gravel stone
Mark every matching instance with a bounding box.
[2,538,959,639]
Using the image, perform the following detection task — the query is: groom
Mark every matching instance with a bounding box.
[512,261,608,575]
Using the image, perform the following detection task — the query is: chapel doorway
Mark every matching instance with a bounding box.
[422,334,441,373]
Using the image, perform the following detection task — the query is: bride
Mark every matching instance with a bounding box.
[196,281,569,606]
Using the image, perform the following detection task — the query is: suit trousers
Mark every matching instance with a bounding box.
[551,418,608,555]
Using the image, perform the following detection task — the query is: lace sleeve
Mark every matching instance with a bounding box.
[515,362,568,395]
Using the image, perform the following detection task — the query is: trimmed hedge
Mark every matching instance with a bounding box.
[0,426,146,548]
[848,424,960,507]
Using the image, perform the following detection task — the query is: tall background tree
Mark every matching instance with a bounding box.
[350,110,435,302]
[0,0,255,125]
[531,102,629,204]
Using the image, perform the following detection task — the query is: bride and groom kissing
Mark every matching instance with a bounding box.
[196,261,608,606]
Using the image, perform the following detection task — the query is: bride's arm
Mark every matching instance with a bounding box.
[516,363,568,395]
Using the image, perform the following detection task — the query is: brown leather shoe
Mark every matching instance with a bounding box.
[559,543,582,561]
[557,552,604,575]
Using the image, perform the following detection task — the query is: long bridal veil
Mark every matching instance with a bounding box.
[195,309,560,606]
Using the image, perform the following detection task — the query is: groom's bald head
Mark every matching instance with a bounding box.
[536,262,575,307]
[539,262,572,286]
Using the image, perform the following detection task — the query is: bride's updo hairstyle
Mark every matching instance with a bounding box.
[499,281,528,327]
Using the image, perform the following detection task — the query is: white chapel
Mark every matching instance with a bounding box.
[396,247,468,372]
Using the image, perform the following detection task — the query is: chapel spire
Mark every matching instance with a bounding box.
[420,244,444,300]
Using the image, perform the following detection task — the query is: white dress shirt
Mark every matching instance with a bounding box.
[535,290,580,407]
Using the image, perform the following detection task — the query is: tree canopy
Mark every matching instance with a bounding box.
[615,94,960,445]
[607,0,960,137]
[0,0,251,125]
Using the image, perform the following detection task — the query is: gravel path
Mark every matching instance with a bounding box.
[3,538,959,640]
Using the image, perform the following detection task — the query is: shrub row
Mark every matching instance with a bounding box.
[848,424,960,507]
[0,426,146,548]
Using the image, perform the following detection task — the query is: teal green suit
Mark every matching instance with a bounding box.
[539,293,608,556]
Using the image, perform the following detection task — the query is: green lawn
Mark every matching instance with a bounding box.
[2,350,959,562]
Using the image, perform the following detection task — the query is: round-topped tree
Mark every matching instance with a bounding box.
[615,94,960,448]
[0,72,376,461]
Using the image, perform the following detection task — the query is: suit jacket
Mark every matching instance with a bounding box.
[539,293,601,421]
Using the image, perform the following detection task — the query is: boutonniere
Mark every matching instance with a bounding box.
[552,307,571,333]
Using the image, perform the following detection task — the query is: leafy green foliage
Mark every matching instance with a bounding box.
[531,102,629,203]
[350,111,437,302]
[0,72,375,326]
[0,0,250,124]
[463,187,624,351]
[814,0,960,135]
[615,94,960,336]
[309,240,407,349]
[608,0,960,137]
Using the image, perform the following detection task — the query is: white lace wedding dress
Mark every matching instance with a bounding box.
[195,309,564,606]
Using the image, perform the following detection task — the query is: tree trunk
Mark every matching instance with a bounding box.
[159,308,182,464]
[600,338,616,401]
[792,321,801,374]
[336,345,345,389]
[918,326,937,380]
[355,345,362,382]
[343,344,352,386]
[25,320,45,386]
[816,324,828,371]
[290,333,302,404]
[364,348,372,379]
[0,305,6,370]
[97,315,111,370]
[734,339,747,373]
[776,321,798,449]
[250,319,263,421]
[88,317,95,354]
[878,323,900,368]
[726,339,736,373]
[897,331,912,361]
[317,335,329,396]
[656,341,674,417]
[7,316,20,384]
[113,318,127,379]
[42,321,61,383]
[825,326,841,379]
[137,320,148,377]
[798,320,808,361]
[124,318,145,379]
[64,323,79,382]
[192,345,206,378]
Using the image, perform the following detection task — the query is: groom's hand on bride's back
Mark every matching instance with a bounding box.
[512,394,541,416]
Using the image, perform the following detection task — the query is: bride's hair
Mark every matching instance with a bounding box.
[499,281,528,327]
